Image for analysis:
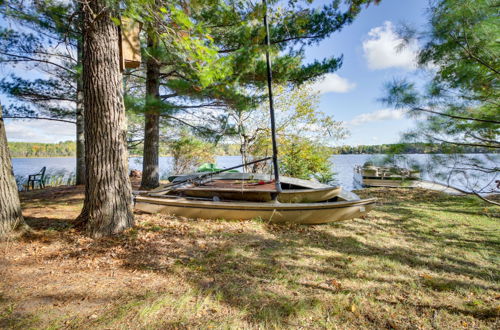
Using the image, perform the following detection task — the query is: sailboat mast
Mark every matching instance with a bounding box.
[262,0,282,193]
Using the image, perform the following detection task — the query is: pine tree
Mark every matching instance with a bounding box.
[0,0,86,184]
[135,0,381,188]
[76,0,134,237]
[383,0,499,202]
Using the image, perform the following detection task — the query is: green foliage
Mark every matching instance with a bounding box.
[8,141,76,157]
[332,143,497,154]
[238,83,346,150]
[169,131,215,174]
[232,83,345,181]
[8,140,495,159]
[194,0,382,104]
[0,0,79,120]
[418,0,499,99]
[125,0,381,140]
[2,0,380,155]
[383,0,499,151]
[382,0,499,193]
[215,143,241,156]
[279,136,335,182]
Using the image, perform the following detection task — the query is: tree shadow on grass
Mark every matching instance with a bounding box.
[14,220,495,328]
[20,185,84,208]
[374,205,500,255]
[0,307,41,330]
[12,198,498,327]
[417,206,500,218]
[358,188,497,217]
[24,217,74,231]
[375,296,499,320]
[279,225,498,286]
[19,216,77,246]
[110,230,324,326]
[95,216,498,326]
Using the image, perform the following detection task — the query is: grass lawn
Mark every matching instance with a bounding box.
[1,186,499,329]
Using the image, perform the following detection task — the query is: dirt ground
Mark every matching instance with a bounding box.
[0,184,499,329]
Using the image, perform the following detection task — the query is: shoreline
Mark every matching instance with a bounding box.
[12,155,149,159]
[11,152,498,159]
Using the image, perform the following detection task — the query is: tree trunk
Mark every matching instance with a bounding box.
[240,137,249,172]
[75,3,85,186]
[76,0,134,237]
[75,88,85,185]
[75,38,85,185]
[140,34,161,189]
[238,116,251,172]
[0,103,25,238]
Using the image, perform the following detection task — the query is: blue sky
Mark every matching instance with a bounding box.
[2,0,430,146]
[305,0,430,146]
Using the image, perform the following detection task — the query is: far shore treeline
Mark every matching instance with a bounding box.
[8,141,496,158]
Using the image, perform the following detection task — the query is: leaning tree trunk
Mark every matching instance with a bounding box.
[76,0,134,237]
[140,34,161,189]
[0,104,25,238]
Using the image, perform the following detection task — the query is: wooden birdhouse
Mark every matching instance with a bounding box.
[120,17,142,71]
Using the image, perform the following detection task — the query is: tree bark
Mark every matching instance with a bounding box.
[76,0,134,237]
[76,88,85,185]
[0,103,25,238]
[140,34,160,189]
[75,37,85,185]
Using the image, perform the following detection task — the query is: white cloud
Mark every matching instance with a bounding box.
[311,73,356,94]
[5,119,75,143]
[362,21,418,70]
[347,108,406,126]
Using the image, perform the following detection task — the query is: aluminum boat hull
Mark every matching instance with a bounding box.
[135,192,376,224]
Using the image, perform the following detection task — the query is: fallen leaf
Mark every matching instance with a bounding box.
[326,279,342,290]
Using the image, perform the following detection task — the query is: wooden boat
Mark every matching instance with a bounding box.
[154,173,342,203]
[135,190,376,224]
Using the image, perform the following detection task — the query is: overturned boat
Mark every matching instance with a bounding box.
[135,190,376,224]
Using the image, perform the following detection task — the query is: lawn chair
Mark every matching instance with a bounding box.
[27,166,46,190]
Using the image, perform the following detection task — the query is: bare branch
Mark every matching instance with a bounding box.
[412,107,500,124]
[0,52,76,74]
[160,93,178,100]
[471,191,500,207]
[3,116,76,124]
[431,136,500,149]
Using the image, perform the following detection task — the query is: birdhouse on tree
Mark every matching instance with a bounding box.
[120,17,142,70]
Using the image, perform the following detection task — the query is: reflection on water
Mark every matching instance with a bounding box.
[11,154,499,193]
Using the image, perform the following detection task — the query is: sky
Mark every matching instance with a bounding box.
[1,0,431,146]
[305,0,430,146]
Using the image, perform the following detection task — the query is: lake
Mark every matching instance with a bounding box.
[11,154,499,193]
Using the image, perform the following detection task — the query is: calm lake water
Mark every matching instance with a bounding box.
[11,154,499,193]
